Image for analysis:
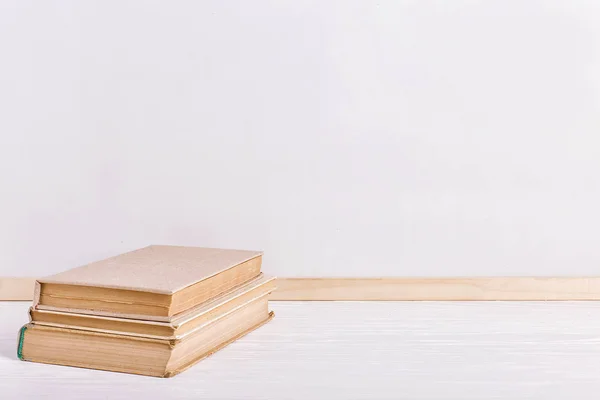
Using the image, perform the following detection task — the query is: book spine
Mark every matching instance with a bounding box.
[17,325,28,360]
[32,281,41,308]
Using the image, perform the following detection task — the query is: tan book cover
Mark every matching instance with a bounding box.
[19,295,274,377]
[33,245,264,320]
[29,275,276,340]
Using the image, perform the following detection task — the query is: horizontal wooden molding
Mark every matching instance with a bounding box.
[3,277,600,301]
[0,278,36,301]
[270,277,600,301]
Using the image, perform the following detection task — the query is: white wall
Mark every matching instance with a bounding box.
[1,0,600,277]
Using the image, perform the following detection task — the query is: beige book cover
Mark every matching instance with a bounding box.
[19,294,275,377]
[33,245,264,320]
[29,275,276,340]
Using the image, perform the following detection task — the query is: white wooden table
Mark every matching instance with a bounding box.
[2,301,600,399]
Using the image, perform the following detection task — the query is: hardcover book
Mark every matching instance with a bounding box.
[29,275,275,339]
[19,292,274,377]
[33,245,263,321]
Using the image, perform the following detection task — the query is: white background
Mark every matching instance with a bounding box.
[1,0,600,277]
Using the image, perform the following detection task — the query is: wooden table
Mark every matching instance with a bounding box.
[2,301,600,399]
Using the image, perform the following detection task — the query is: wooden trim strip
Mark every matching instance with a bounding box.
[0,278,36,301]
[3,277,600,301]
[270,277,600,301]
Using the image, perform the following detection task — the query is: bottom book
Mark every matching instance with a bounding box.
[18,295,274,378]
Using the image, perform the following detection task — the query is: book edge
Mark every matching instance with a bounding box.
[17,324,28,360]
[30,290,274,341]
[17,312,274,378]
[37,248,264,295]
[163,310,275,378]
[32,281,41,307]
[34,275,275,323]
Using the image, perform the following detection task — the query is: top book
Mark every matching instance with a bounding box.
[33,245,263,321]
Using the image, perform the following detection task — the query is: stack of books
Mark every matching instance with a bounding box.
[18,245,275,377]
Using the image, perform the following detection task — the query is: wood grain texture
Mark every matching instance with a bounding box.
[271,277,600,300]
[6,277,600,301]
[3,301,600,399]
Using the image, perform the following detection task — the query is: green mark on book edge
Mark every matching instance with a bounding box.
[17,325,27,360]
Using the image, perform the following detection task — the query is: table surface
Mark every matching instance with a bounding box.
[2,301,600,399]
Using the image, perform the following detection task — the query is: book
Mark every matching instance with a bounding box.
[19,293,274,378]
[29,275,276,339]
[33,245,263,320]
